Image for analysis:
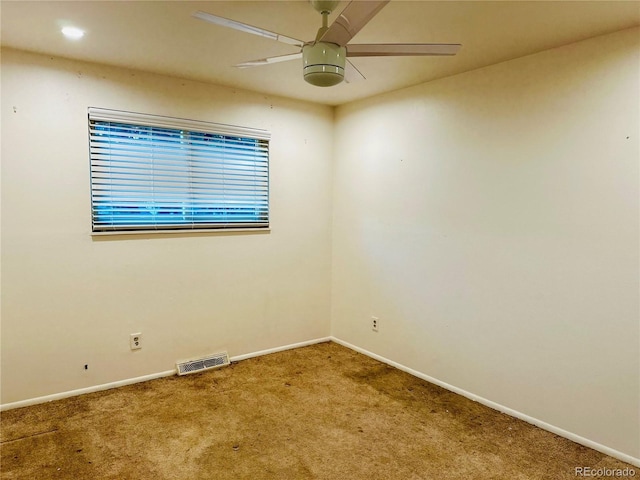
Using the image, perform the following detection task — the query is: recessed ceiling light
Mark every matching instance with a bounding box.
[61,26,85,40]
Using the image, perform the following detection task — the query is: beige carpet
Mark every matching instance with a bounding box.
[1,342,637,479]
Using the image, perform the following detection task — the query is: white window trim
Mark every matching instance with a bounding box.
[88,108,271,141]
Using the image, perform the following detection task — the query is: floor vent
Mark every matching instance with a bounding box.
[176,352,230,376]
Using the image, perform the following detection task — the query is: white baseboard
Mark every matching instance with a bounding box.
[231,336,332,362]
[0,370,177,412]
[0,336,332,412]
[330,336,640,468]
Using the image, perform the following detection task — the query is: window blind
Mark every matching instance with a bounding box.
[88,108,270,232]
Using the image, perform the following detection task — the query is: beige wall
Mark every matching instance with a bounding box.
[332,27,639,459]
[0,49,334,404]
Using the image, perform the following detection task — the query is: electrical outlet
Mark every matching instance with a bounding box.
[130,333,142,350]
[371,316,379,332]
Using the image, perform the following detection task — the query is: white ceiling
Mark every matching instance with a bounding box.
[1,1,639,106]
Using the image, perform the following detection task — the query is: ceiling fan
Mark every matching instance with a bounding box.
[193,0,461,87]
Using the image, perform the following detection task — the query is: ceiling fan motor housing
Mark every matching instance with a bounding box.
[303,42,346,87]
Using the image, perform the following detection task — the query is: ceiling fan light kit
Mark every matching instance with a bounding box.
[193,0,460,88]
[303,43,346,87]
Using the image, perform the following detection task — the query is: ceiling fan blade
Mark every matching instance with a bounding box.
[346,43,461,57]
[235,52,303,69]
[345,59,366,83]
[319,0,390,47]
[193,11,305,47]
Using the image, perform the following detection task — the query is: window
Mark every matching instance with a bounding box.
[88,108,270,233]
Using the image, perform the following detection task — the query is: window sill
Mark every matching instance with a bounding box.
[91,227,271,238]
